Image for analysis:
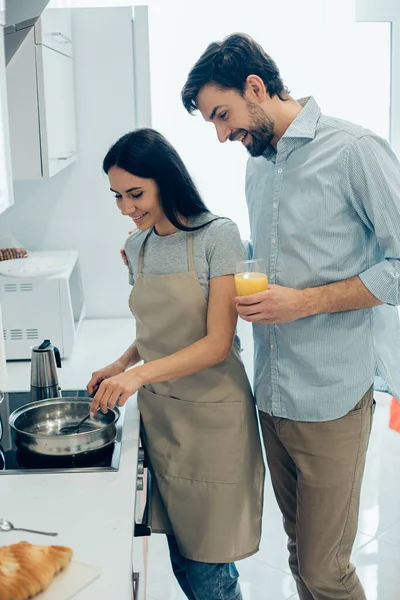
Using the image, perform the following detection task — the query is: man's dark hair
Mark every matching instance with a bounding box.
[182,33,289,114]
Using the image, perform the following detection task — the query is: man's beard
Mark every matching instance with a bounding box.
[244,100,275,157]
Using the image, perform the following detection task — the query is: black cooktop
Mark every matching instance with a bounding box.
[0,389,124,474]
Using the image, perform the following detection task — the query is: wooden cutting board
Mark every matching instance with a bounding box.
[36,561,101,599]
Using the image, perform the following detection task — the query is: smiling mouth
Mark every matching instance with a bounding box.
[230,130,248,144]
[132,213,148,223]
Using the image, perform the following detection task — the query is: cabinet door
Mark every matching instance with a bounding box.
[132,6,152,128]
[36,44,77,178]
[6,27,42,180]
[35,8,73,58]
[0,26,13,214]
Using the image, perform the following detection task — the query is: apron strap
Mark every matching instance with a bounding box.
[138,230,152,274]
[187,232,195,272]
[138,244,144,274]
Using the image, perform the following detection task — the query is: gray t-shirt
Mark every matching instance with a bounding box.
[124,213,246,301]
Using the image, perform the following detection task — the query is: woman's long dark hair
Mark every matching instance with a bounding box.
[103,128,214,231]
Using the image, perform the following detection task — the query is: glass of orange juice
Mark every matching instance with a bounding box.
[235,259,269,296]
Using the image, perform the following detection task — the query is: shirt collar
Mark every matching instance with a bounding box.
[262,96,321,161]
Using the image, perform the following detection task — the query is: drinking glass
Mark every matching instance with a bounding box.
[235,259,269,296]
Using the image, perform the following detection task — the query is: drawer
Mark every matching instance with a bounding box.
[35,8,73,57]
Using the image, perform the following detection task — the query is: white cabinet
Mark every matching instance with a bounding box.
[5,9,77,179]
[35,8,73,56]
[36,43,77,175]
[132,6,152,128]
[0,23,14,214]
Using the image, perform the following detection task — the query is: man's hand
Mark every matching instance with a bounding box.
[235,284,311,324]
[120,230,136,267]
[120,247,129,267]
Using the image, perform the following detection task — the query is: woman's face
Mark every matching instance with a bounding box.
[108,166,168,231]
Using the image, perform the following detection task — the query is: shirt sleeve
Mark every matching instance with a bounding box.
[205,219,247,279]
[243,239,254,259]
[344,134,400,305]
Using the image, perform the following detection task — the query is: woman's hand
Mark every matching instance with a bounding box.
[87,360,127,396]
[89,368,144,416]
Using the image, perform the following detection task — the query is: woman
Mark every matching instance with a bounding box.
[87,129,265,600]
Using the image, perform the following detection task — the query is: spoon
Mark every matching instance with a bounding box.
[58,412,92,435]
[58,383,103,435]
[0,519,58,537]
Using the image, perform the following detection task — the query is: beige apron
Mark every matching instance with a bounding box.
[129,230,265,563]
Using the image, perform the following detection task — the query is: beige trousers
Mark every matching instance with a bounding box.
[259,387,375,600]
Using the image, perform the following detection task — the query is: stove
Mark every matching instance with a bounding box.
[0,389,124,474]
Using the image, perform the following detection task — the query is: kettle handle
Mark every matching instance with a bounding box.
[53,346,62,368]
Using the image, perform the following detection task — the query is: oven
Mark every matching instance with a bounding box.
[133,437,152,600]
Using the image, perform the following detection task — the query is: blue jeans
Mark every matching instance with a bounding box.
[167,535,242,600]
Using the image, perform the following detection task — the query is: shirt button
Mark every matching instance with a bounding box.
[271,345,275,350]
[277,168,283,174]
[271,238,276,244]
[273,203,278,209]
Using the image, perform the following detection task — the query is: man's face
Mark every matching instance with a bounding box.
[196,84,275,157]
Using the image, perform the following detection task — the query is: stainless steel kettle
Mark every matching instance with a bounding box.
[30,339,62,401]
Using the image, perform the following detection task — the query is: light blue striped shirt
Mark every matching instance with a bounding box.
[246,96,400,421]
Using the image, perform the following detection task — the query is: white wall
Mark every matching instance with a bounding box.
[145,0,390,240]
[47,0,392,240]
[0,7,136,318]
[356,0,400,156]
[1,0,393,320]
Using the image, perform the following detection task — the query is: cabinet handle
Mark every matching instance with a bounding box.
[51,32,72,44]
[56,151,76,161]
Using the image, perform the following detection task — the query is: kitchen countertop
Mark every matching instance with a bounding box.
[0,318,140,600]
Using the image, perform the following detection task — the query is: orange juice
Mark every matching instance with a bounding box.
[234,272,269,296]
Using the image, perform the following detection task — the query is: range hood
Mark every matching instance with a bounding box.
[4,0,51,64]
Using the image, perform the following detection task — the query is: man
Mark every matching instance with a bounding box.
[181,33,400,600]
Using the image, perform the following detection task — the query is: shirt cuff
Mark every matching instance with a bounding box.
[359,261,400,305]
[243,240,253,260]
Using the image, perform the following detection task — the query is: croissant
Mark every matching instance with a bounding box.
[0,248,28,262]
[0,541,73,600]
